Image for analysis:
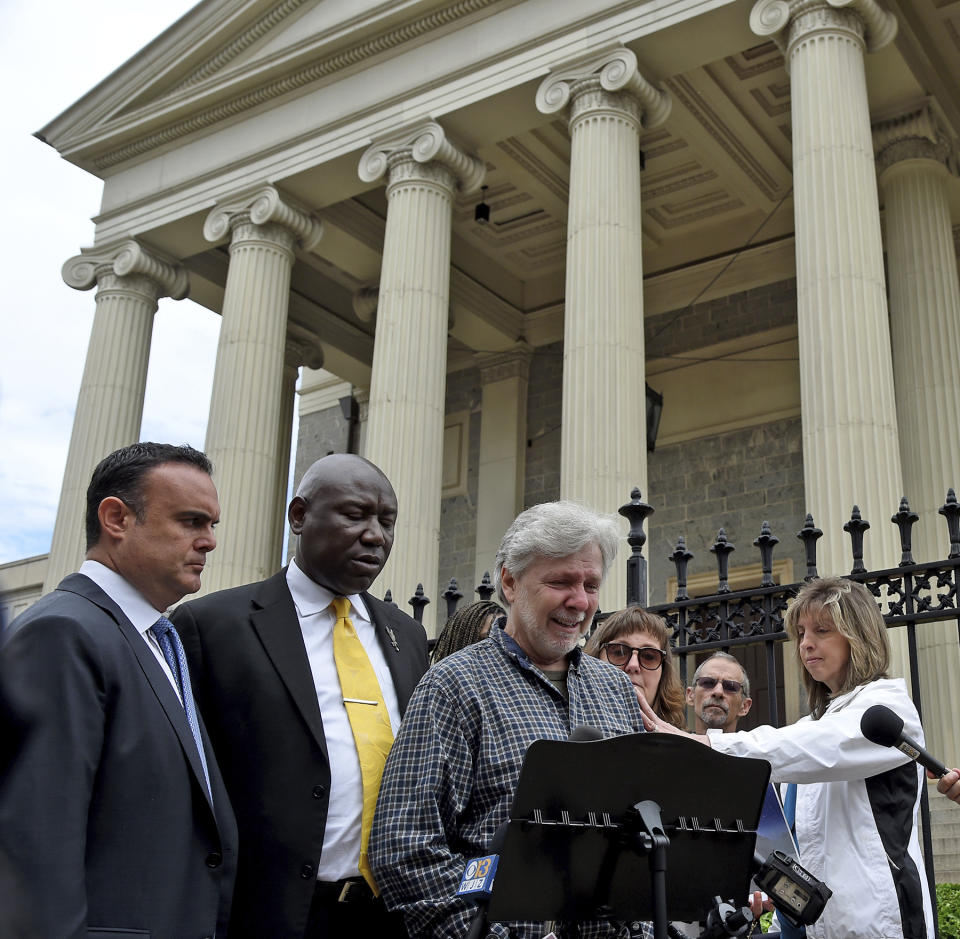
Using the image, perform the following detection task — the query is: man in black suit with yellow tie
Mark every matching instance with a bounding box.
[173,453,429,938]
[0,442,237,938]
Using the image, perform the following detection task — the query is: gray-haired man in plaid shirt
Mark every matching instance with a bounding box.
[370,501,653,939]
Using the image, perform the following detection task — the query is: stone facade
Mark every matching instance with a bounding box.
[524,342,564,510]
[292,403,353,486]
[647,418,805,604]
[436,367,482,615]
[327,276,809,612]
[645,279,797,358]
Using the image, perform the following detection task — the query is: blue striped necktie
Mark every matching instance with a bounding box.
[151,616,212,799]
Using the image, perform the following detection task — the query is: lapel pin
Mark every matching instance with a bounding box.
[386,625,400,652]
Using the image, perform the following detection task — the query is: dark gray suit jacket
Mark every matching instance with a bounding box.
[0,574,238,939]
[172,568,429,939]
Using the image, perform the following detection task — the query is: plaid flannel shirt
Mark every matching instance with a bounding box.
[370,622,654,939]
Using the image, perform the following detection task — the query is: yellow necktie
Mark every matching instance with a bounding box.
[331,596,393,893]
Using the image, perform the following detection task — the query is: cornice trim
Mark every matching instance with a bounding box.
[176,0,308,91]
[91,0,500,171]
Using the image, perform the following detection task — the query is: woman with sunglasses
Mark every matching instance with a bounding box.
[639,576,935,939]
[585,606,686,728]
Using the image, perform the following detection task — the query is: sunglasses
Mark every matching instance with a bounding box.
[601,642,665,670]
[694,675,744,694]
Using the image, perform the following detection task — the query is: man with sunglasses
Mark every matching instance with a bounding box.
[686,651,753,734]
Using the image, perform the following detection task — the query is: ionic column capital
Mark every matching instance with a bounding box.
[61,240,189,299]
[358,120,485,194]
[873,100,958,178]
[354,387,370,426]
[203,185,324,251]
[476,343,533,386]
[352,285,379,323]
[285,326,325,372]
[535,44,671,130]
[751,0,897,55]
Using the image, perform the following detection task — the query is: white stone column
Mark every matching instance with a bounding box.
[537,45,670,613]
[359,122,483,631]
[201,186,323,593]
[474,345,532,586]
[751,0,902,573]
[44,241,188,592]
[274,336,325,568]
[875,101,960,766]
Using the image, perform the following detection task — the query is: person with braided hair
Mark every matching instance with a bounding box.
[430,599,505,664]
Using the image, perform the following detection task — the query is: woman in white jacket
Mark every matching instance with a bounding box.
[640,576,934,939]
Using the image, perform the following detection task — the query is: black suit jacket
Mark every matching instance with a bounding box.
[172,568,429,939]
[0,574,238,939]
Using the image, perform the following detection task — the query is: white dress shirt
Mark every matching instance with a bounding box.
[79,560,181,703]
[286,559,401,881]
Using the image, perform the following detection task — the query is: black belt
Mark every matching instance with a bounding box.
[313,877,376,905]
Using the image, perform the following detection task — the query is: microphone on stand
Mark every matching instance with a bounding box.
[860,704,948,778]
[460,728,603,939]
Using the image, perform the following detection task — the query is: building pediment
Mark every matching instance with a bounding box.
[36,0,497,175]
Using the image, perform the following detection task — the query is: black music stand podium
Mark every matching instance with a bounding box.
[485,733,770,939]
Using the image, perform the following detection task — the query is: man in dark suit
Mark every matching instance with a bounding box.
[173,453,429,939]
[0,442,237,939]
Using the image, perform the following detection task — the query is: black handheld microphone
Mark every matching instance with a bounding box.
[860,704,948,777]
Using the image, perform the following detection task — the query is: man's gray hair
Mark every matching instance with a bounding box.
[493,501,621,605]
[692,651,750,697]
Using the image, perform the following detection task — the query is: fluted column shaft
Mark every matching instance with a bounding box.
[273,361,299,568]
[202,187,322,593]
[359,122,484,633]
[475,346,531,588]
[877,108,960,765]
[753,0,903,574]
[273,338,325,568]
[44,243,188,592]
[537,46,670,613]
[364,158,454,631]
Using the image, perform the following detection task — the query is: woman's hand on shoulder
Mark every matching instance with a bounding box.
[637,693,711,746]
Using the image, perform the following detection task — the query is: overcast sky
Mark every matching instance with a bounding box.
[1,1,228,565]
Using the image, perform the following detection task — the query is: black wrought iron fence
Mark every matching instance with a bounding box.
[385,486,960,904]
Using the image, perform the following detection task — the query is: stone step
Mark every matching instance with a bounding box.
[926,840,960,856]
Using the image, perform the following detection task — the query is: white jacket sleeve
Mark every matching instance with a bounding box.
[710,679,921,784]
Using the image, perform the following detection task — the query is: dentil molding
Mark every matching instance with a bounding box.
[94,0,501,170]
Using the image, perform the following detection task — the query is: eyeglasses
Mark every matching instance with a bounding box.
[601,642,665,670]
[694,675,744,694]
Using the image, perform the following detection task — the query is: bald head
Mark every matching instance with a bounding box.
[296,453,394,501]
[288,454,398,594]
